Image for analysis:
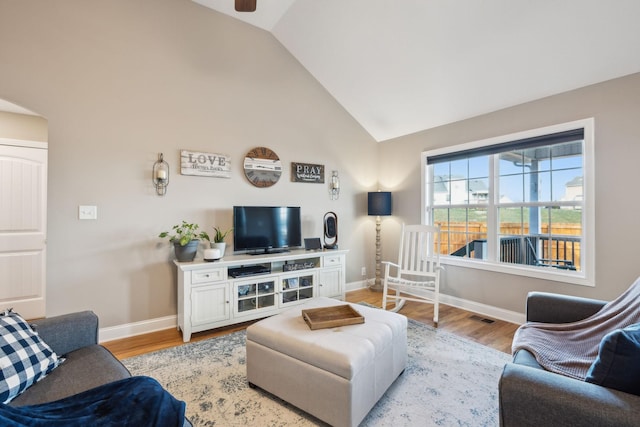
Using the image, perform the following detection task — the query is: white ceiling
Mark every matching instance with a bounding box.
[195,0,640,142]
[0,99,37,116]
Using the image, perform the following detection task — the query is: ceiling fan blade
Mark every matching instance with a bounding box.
[235,0,257,12]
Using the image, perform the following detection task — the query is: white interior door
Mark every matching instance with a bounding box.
[0,140,47,319]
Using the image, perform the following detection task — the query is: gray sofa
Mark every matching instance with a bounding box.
[7,311,191,426]
[499,292,640,427]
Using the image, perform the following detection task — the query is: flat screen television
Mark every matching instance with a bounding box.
[233,206,302,254]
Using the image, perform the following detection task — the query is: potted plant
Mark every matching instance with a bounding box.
[159,221,210,262]
[210,226,232,257]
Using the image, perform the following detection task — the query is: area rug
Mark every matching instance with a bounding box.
[123,319,510,426]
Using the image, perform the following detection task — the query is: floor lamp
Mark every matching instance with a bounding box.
[368,191,392,292]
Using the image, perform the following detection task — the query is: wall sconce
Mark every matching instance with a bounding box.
[152,153,169,196]
[368,191,392,291]
[329,170,340,200]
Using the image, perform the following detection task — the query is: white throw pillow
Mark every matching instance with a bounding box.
[0,309,60,403]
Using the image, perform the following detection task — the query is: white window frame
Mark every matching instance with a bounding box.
[421,118,595,286]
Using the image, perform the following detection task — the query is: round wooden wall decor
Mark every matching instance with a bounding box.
[243,147,282,187]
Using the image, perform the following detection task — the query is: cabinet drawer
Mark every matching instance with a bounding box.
[192,268,226,284]
[323,255,342,267]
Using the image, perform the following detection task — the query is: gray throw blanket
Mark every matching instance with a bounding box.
[512,277,640,380]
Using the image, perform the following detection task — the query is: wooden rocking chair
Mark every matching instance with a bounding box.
[382,224,443,324]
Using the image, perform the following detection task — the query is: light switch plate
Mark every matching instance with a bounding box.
[79,205,97,220]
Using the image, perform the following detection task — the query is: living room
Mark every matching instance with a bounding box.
[2,0,640,339]
[0,0,639,329]
[2,2,640,422]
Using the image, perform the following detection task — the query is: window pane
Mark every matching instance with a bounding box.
[433,162,450,181]
[499,207,525,236]
[499,151,524,175]
[450,159,468,179]
[553,168,582,202]
[468,155,489,179]
[499,174,524,203]
[433,175,450,205]
[469,178,489,204]
[525,171,551,202]
[450,179,468,204]
[540,207,582,271]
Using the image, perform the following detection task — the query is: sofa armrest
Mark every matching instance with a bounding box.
[526,292,606,324]
[499,363,640,427]
[30,311,99,356]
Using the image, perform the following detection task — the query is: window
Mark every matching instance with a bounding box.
[422,119,594,286]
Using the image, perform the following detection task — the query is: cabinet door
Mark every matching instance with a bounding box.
[234,278,277,317]
[191,283,230,326]
[280,272,316,307]
[318,268,343,298]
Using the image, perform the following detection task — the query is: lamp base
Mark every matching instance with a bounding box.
[369,283,384,292]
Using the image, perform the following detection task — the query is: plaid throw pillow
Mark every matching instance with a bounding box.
[0,309,60,403]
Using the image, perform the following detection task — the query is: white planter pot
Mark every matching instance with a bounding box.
[210,242,226,257]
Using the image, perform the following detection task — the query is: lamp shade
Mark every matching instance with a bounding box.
[368,191,392,216]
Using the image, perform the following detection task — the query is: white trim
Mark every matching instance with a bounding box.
[0,137,47,149]
[346,285,524,325]
[98,315,177,343]
[346,279,372,292]
[100,282,523,342]
[438,293,524,325]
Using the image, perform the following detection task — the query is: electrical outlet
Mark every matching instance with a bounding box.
[361,267,366,276]
[79,205,97,220]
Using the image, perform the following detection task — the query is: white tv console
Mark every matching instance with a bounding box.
[175,249,348,342]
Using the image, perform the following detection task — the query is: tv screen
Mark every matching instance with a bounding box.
[233,206,302,254]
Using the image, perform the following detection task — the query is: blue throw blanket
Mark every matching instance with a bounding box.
[0,376,186,426]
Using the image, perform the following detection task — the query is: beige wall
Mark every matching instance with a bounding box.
[0,0,379,327]
[0,111,48,142]
[379,72,640,312]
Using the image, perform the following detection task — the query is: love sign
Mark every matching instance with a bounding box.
[180,150,231,178]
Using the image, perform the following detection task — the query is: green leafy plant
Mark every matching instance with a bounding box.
[159,221,210,246]
[212,226,233,243]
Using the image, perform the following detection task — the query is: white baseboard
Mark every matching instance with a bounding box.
[100,283,524,343]
[345,282,525,325]
[99,315,177,343]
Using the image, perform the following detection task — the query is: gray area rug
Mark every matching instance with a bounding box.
[123,319,510,426]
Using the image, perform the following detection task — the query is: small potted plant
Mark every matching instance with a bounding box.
[159,221,210,262]
[210,226,233,257]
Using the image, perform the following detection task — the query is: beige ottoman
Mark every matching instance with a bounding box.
[246,297,408,427]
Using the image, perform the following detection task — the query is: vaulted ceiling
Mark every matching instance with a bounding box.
[194,0,640,142]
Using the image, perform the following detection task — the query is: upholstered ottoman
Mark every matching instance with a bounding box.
[246,297,407,427]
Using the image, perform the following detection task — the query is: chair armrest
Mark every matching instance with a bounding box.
[526,292,606,323]
[30,311,99,356]
[499,363,640,427]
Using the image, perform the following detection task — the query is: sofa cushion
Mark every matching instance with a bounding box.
[9,345,131,407]
[0,310,60,404]
[585,323,640,395]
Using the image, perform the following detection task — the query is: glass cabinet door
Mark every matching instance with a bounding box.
[235,279,276,315]
[281,273,315,305]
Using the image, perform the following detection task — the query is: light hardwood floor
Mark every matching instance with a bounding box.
[103,288,519,360]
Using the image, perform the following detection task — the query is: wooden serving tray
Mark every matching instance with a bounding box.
[302,304,365,330]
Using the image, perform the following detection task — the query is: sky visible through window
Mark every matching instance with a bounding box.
[432,143,582,204]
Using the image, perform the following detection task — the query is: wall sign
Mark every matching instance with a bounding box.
[291,162,324,183]
[181,150,231,178]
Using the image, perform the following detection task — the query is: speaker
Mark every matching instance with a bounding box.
[323,212,338,249]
